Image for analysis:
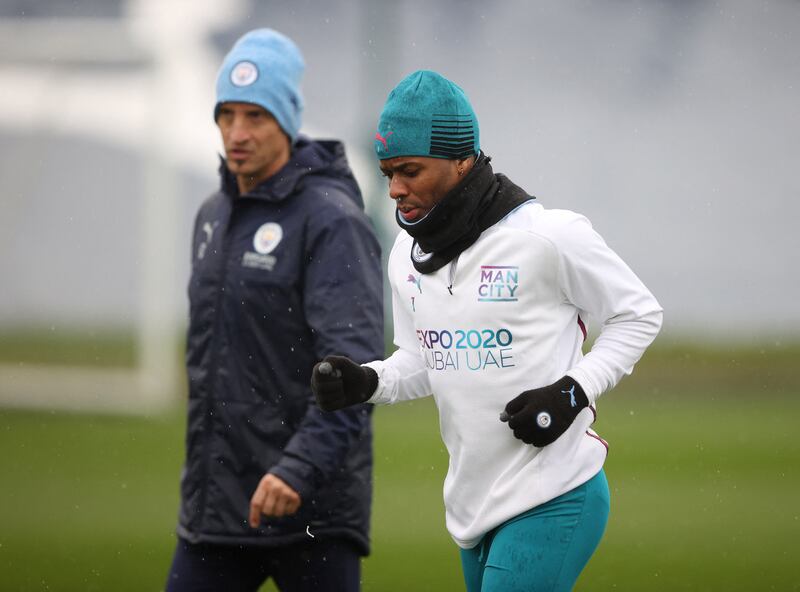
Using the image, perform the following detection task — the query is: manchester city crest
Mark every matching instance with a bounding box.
[253,222,283,255]
[231,61,259,87]
[411,241,433,263]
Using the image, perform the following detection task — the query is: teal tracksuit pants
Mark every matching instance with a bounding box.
[460,469,610,592]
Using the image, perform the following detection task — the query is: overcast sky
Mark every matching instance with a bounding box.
[0,0,798,342]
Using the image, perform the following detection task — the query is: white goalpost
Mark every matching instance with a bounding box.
[0,3,242,413]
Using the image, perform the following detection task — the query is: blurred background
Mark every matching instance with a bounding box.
[0,0,798,590]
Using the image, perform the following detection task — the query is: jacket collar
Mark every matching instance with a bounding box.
[218,135,360,204]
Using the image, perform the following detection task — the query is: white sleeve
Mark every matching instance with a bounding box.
[547,212,663,403]
[364,347,432,405]
[363,238,432,405]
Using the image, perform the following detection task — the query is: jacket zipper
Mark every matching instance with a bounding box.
[196,205,234,530]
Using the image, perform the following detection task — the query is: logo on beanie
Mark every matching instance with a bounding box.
[253,222,282,254]
[231,61,259,87]
[375,130,393,152]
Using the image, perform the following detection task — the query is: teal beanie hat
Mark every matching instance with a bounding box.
[374,70,479,160]
[215,29,305,141]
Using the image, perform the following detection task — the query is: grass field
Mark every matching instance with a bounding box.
[0,344,798,591]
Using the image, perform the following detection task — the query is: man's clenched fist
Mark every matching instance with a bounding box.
[249,474,301,527]
[311,355,378,411]
[501,376,589,447]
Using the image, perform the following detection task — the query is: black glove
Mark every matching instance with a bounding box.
[311,355,378,412]
[500,376,589,447]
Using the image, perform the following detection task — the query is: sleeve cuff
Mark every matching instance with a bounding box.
[362,360,388,405]
[268,456,316,501]
[565,367,602,405]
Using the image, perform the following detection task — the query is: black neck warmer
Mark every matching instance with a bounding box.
[397,154,535,274]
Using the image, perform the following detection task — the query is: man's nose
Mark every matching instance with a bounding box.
[227,117,250,143]
[389,176,408,200]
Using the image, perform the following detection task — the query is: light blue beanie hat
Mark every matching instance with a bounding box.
[374,70,480,160]
[215,29,305,141]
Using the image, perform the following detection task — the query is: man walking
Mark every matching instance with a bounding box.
[312,70,662,591]
[166,29,384,592]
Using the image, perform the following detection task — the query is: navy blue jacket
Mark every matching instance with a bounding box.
[177,137,384,554]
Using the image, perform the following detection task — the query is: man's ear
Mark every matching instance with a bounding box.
[457,155,476,176]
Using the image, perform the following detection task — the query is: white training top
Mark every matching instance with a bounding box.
[364,201,663,549]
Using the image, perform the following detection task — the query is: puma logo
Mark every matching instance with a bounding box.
[561,385,577,407]
[407,273,422,293]
[202,222,217,242]
[375,131,393,150]
[198,221,219,260]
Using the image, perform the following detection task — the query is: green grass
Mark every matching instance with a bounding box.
[583,393,800,591]
[0,328,137,368]
[1,344,799,590]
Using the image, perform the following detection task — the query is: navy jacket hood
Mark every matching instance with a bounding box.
[219,135,365,208]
